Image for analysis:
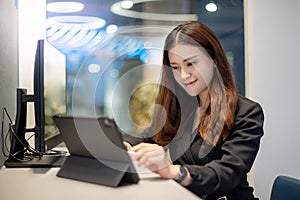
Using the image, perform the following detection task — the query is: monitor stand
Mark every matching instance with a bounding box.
[4,154,67,168]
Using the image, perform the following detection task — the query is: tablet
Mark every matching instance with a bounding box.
[53,115,140,187]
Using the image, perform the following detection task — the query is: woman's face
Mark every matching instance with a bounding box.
[168,44,214,97]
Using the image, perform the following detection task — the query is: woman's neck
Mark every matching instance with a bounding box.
[198,88,209,110]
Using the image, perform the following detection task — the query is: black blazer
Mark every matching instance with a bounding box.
[125,95,264,200]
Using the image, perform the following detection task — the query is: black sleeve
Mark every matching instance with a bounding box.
[185,100,264,196]
[123,127,157,146]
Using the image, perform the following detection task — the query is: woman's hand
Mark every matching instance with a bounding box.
[123,141,132,150]
[129,143,178,179]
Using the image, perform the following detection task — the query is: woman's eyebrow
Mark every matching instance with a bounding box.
[169,54,199,66]
[183,55,198,62]
[170,55,198,65]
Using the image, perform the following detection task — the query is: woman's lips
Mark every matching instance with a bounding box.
[184,79,197,86]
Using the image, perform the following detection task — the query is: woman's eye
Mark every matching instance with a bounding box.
[187,62,195,66]
[171,66,179,70]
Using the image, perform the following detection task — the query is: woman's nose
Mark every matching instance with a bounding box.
[181,68,191,79]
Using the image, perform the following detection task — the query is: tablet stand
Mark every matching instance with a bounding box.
[56,155,140,187]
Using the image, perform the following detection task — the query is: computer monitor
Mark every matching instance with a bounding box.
[5,39,64,167]
[33,39,46,153]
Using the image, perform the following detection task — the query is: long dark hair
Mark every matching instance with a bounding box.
[152,21,238,146]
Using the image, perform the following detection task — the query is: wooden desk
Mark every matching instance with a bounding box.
[0,167,201,200]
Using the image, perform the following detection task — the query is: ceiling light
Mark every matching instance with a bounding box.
[121,0,134,9]
[47,16,106,30]
[47,2,84,13]
[111,0,198,21]
[205,2,218,12]
[106,24,118,33]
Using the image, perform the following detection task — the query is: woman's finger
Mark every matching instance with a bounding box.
[137,148,165,167]
[131,142,159,151]
[123,141,132,150]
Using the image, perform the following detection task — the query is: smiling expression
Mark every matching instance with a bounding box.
[168,44,215,97]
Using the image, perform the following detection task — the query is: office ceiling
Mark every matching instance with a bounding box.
[46,0,244,37]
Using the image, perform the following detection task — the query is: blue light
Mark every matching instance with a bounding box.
[46,17,148,63]
[13,0,18,9]
[46,16,106,53]
[113,36,149,63]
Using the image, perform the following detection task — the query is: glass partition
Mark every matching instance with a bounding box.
[45,0,244,135]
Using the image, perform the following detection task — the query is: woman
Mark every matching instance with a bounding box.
[124,21,264,200]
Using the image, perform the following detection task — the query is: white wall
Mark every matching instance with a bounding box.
[0,0,18,167]
[0,0,46,167]
[245,0,300,199]
[18,0,46,129]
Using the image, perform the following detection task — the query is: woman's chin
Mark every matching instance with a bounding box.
[185,89,199,96]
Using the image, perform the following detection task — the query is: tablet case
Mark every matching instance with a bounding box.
[53,115,140,187]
